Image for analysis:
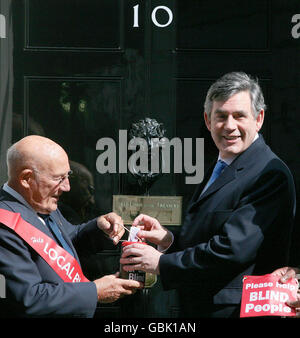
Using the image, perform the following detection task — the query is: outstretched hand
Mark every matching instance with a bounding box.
[97,212,125,244]
[94,272,143,303]
[120,242,162,275]
[132,214,173,250]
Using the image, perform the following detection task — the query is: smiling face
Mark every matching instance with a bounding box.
[204,90,264,159]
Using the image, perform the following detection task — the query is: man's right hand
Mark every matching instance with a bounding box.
[132,214,173,251]
[93,273,143,303]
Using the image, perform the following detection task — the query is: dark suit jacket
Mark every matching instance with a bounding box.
[159,135,296,317]
[0,189,105,318]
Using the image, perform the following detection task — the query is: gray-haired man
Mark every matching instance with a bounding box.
[120,72,296,318]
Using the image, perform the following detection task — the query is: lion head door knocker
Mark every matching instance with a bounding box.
[128,118,166,195]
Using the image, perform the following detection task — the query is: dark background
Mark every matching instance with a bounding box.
[1,0,299,317]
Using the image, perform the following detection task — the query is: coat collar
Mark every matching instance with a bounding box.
[198,164,236,200]
[0,189,54,237]
[0,188,78,260]
[194,134,266,202]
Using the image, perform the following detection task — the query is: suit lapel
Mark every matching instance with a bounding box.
[3,201,56,239]
[199,165,237,200]
[0,188,53,237]
[193,134,266,206]
[0,189,78,259]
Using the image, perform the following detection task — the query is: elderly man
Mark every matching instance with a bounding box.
[0,135,142,318]
[120,72,297,317]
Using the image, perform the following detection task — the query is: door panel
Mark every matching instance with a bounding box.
[176,0,270,51]
[26,0,122,50]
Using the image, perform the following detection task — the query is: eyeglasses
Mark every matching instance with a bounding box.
[52,170,73,185]
[33,169,73,186]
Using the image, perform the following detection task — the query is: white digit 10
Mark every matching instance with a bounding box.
[133,4,173,28]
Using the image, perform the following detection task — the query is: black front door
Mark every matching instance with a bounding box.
[1,0,299,317]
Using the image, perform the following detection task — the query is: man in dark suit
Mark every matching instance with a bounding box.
[0,135,142,318]
[120,72,297,317]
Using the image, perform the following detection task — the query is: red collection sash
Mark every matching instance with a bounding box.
[0,209,89,283]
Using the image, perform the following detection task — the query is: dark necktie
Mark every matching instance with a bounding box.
[203,160,228,192]
[38,214,74,256]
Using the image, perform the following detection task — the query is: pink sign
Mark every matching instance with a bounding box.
[240,274,298,317]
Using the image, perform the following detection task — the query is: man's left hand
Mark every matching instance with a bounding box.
[97,212,125,244]
[120,242,162,275]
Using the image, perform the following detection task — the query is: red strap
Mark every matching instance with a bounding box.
[0,208,89,283]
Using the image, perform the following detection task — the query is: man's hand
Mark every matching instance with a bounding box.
[120,242,162,275]
[132,214,173,251]
[286,294,300,317]
[93,273,143,303]
[271,266,300,316]
[97,212,125,244]
[271,266,300,283]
